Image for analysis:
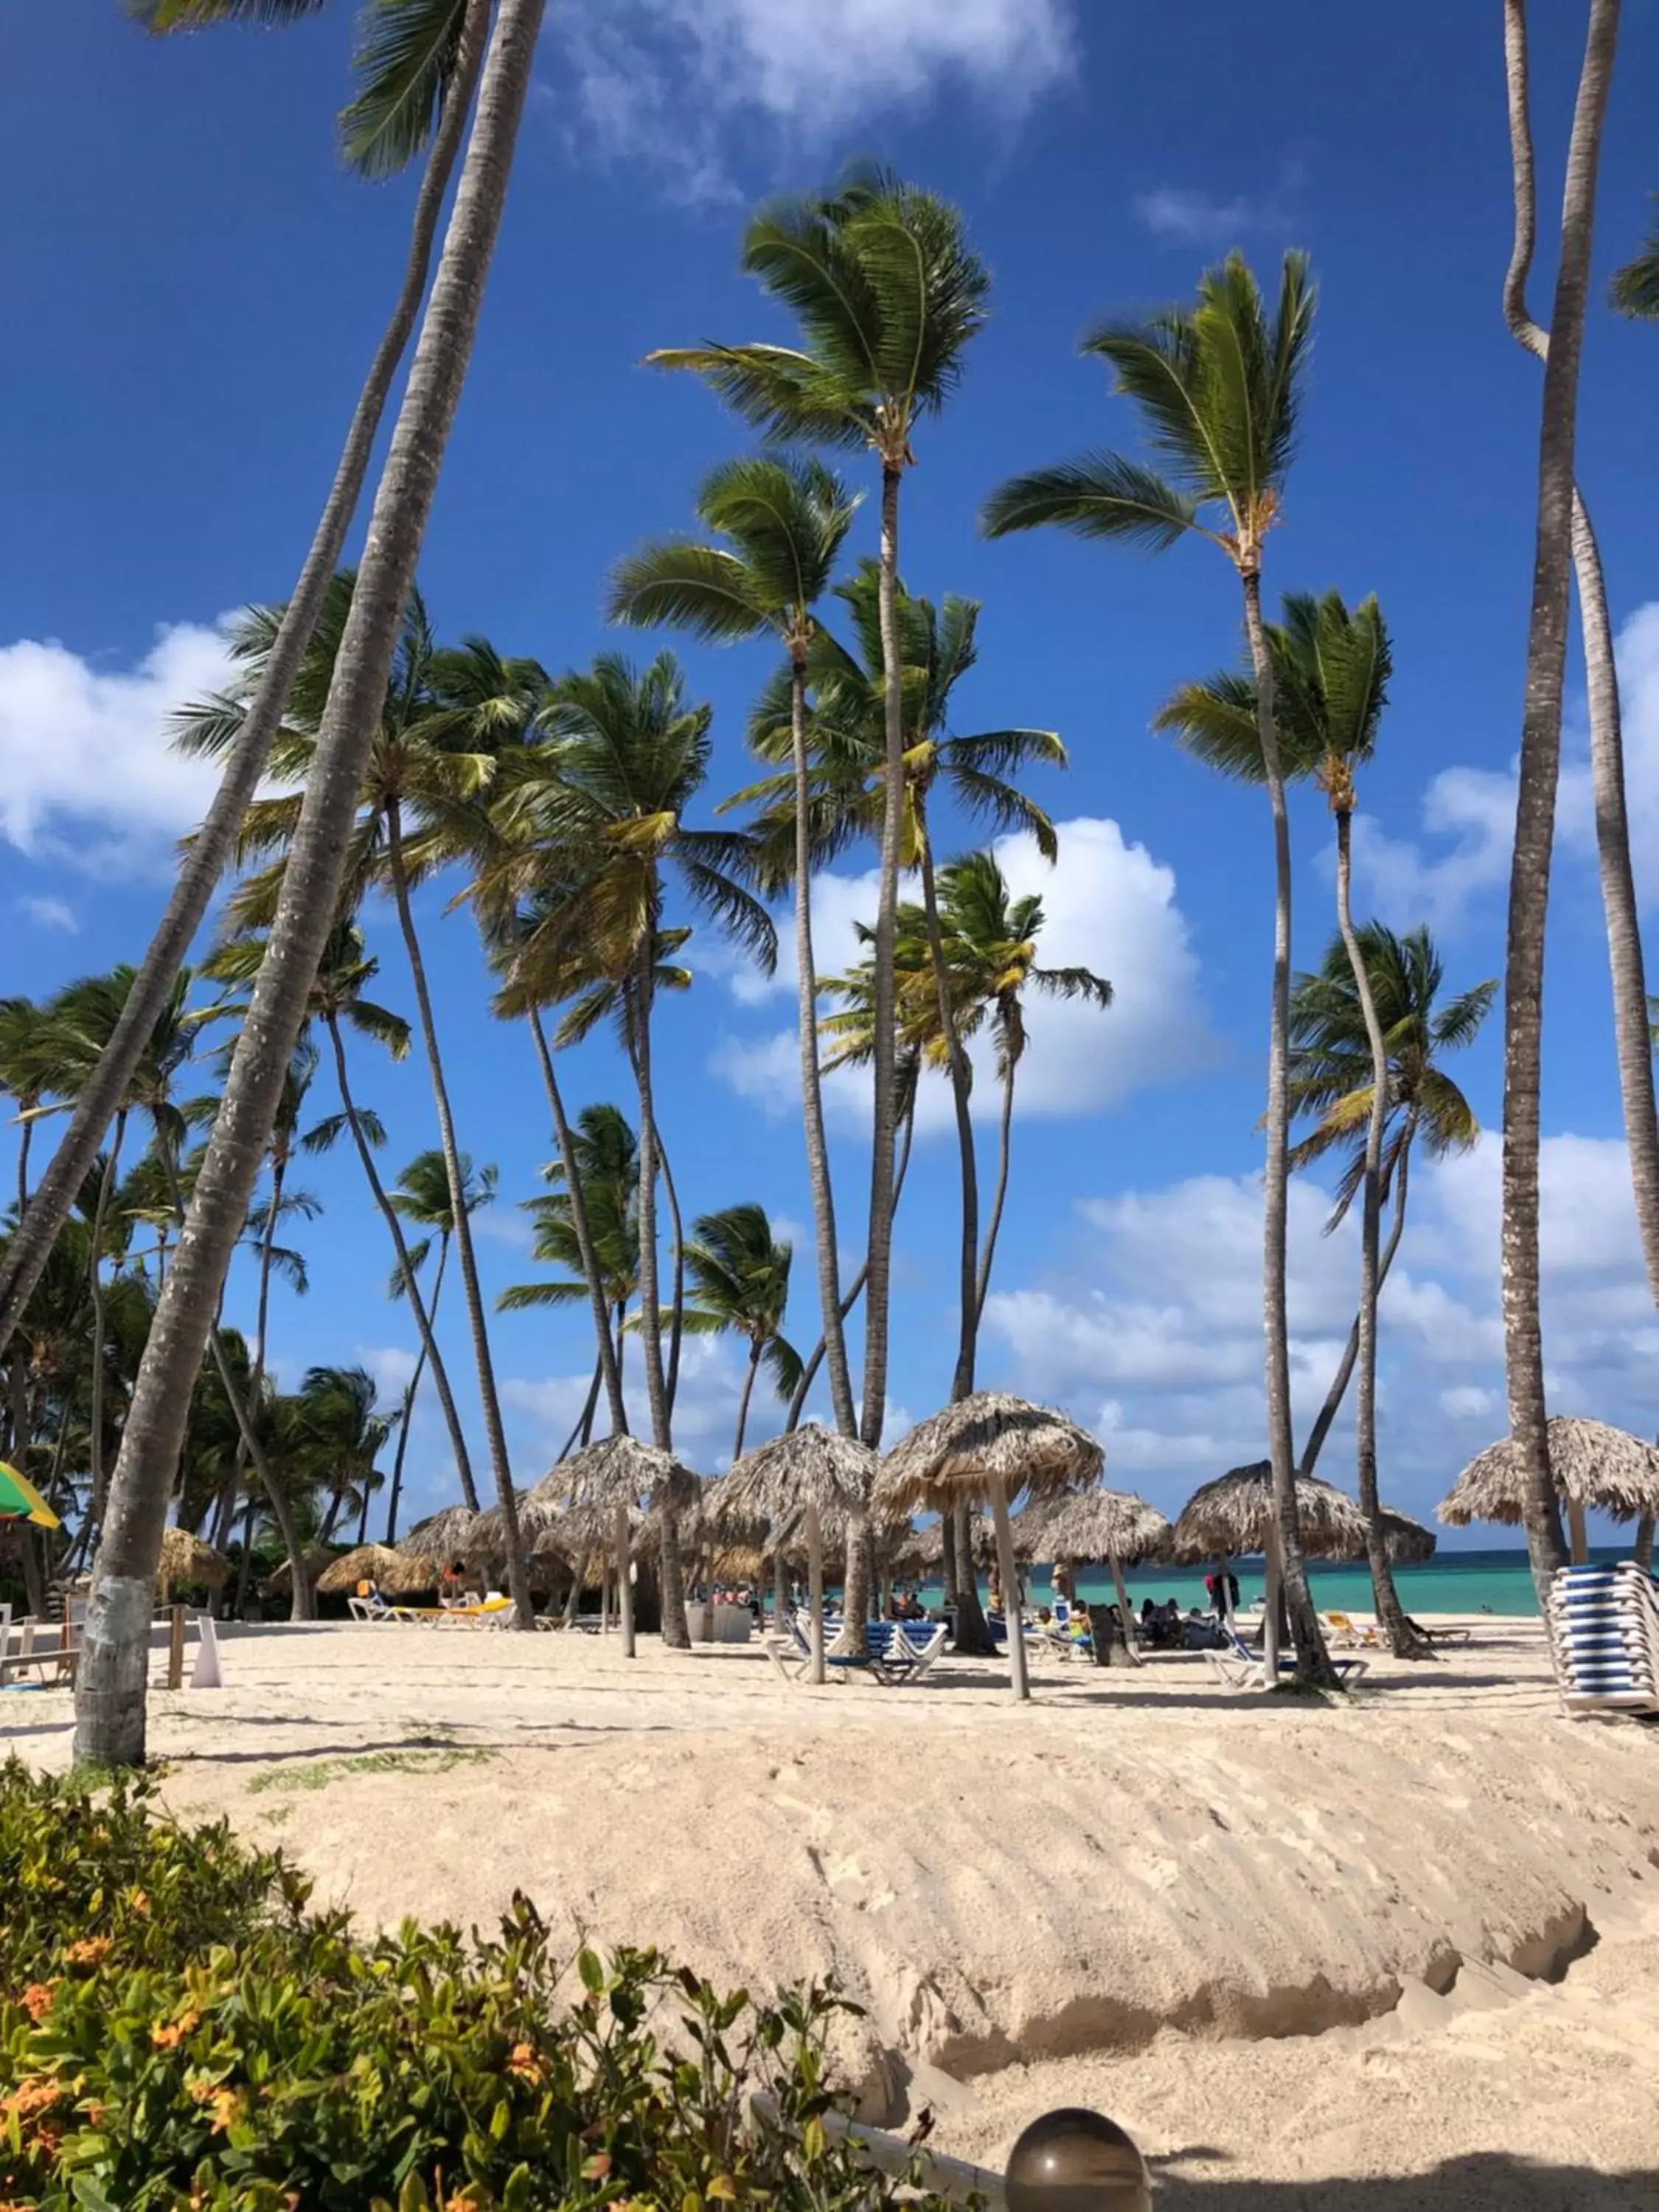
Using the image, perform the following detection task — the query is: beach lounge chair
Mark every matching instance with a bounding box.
[1545,1563,1659,1717]
[1323,1610,1382,1649]
[1205,1627,1368,1690]
[765,1613,893,1686]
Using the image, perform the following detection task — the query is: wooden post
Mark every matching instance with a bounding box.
[1107,1550,1142,1664]
[807,1502,826,1686]
[1566,1498,1590,1565]
[167,1603,186,1691]
[614,1503,635,1658]
[990,1478,1030,1702]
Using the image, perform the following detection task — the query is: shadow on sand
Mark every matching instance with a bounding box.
[1146,2153,1659,2209]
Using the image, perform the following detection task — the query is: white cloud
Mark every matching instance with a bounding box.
[710,817,1219,1135]
[547,0,1075,199]
[20,895,78,933]
[1134,161,1302,246]
[356,1344,420,1402]
[982,1127,1659,1527]
[1354,599,1659,933]
[0,621,236,875]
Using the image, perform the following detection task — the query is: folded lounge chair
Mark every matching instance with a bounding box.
[1545,1564,1659,1717]
[1204,1627,1368,1690]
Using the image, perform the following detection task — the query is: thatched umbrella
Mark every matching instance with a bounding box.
[880,1392,1102,1701]
[552,1436,695,1658]
[316,1543,439,1598]
[406,1504,482,1565]
[1376,1506,1436,1566]
[1438,1416,1659,1563]
[725,1425,876,1685]
[157,1526,230,1596]
[265,1545,335,1597]
[1172,1463,1366,1669]
[1037,1486,1172,1664]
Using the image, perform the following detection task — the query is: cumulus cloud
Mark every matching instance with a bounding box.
[982,1127,1659,1525]
[547,0,1075,199]
[1353,599,1659,934]
[1134,161,1303,246]
[19,895,78,933]
[710,817,1219,1135]
[504,1335,787,1473]
[0,621,235,876]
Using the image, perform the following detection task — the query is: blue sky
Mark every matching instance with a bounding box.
[4,0,1659,1542]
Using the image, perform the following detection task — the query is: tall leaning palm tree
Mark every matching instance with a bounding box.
[609,455,861,1444]
[75,1,550,1761]
[984,251,1334,1686]
[1155,591,1423,1652]
[383,1147,496,1540]
[680,1205,803,1461]
[1290,925,1498,1489]
[490,653,776,1647]
[0,0,493,1363]
[1503,0,1659,1331]
[648,167,990,1455]
[1495,0,1621,1597]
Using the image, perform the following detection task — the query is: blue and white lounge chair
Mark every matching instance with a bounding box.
[1205,1626,1368,1689]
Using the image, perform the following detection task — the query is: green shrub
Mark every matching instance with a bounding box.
[0,1760,942,2212]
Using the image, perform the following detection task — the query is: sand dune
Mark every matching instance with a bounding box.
[14,1619,1659,2205]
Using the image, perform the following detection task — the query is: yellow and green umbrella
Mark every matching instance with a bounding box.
[0,1461,59,1529]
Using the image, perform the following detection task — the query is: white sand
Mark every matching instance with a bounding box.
[11,1618,1659,2206]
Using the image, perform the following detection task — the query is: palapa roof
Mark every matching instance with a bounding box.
[1037,1486,1172,1567]
[879,1391,1102,1513]
[1376,1506,1437,1564]
[157,1526,231,1590]
[545,1434,698,1511]
[1438,1416,1659,1528]
[915,1507,1046,1566]
[406,1504,482,1561]
[1171,1462,1368,1562]
[534,1495,647,1557]
[265,1544,335,1593]
[723,1424,877,1524]
[316,1543,440,1597]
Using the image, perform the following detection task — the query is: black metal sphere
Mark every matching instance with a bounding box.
[1005,2107,1152,2212]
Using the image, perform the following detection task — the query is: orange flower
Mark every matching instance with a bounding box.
[150,2008,200,2050]
[20,1983,56,2022]
[506,2042,543,2084]
[209,2088,245,2134]
[62,1937,111,1968]
[128,1890,151,1918]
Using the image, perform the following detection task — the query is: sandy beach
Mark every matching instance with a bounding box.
[10,1618,1659,2208]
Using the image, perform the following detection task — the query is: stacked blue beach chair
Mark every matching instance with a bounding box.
[1545,1562,1659,1717]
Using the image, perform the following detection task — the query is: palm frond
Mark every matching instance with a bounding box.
[341,0,467,181]
[981,453,1201,549]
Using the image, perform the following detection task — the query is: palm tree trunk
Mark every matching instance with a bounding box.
[860,459,907,1452]
[207,1326,316,1620]
[657,1121,687,1421]
[558,1354,603,1461]
[327,1014,479,1509]
[1335,811,1427,1659]
[788,646,857,1437]
[1299,1116,1417,1478]
[251,1152,315,1620]
[1498,0,1619,1601]
[385,1235,443,1543]
[73,0,546,1767]
[975,1040,1018,1323]
[951,1505,998,1655]
[526,1006,626,1432]
[733,1339,762,1461]
[916,809,980,1401]
[629,941,689,1650]
[16,1114,32,1217]
[787,1096,916,1431]
[385,801,530,1627]
[1241,566,1335,1688]
[86,1111,127,1529]
[0,0,492,1368]
[1502,0,1659,1314]
[990,1477,1029,1703]
[1635,1512,1655,1571]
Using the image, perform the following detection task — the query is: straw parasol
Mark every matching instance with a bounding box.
[880,1392,1102,1701]
[406,1504,482,1562]
[265,1545,335,1596]
[1172,1463,1368,1563]
[316,1543,440,1598]
[157,1526,230,1595]
[1438,1416,1659,1562]
[725,1425,877,1684]
[1376,1506,1436,1565]
[549,1436,697,1658]
[1037,1486,1172,1665]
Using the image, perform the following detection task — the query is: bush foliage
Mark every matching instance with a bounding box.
[0,1760,942,2212]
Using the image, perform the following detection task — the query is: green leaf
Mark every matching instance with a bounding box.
[577,1946,605,1993]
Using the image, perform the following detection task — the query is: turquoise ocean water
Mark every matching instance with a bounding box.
[915,1545,1638,1620]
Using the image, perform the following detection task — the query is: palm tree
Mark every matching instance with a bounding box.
[648,168,990,1456]
[1493,0,1621,1599]
[1155,591,1422,1649]
[499,1104,641,1456]
[487,653,775,1649]
[0,998,54,1214]
[678,1206,803,1460]
[1503,1,1659,1335]
[178,577,529,1617]
[383,1148,495,1539]
[984,251,1333,1688]
[293,1365,394,1545]
[1290,927,1498,1492]
[609,456,862,1443]
[1610,201,1659,316]
[2,0,493,1367]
